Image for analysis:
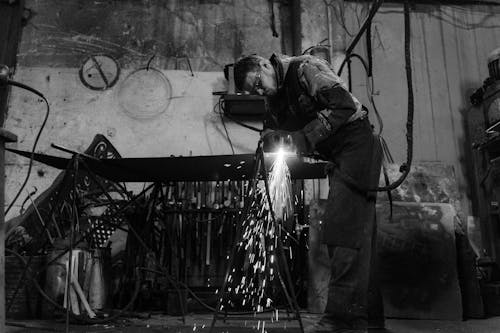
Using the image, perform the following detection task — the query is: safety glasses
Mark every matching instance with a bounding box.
[251,72,263,94]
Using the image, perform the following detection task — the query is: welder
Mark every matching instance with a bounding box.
[234,53,384,333]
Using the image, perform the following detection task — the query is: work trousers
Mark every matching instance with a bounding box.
[323,216,384,328]
[321,129,384,328]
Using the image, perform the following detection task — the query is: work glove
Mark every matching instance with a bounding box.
[261,129,311,154]
[288,130,311,154]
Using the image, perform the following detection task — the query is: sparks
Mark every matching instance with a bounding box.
[216,146,295,323]
[267,148,293,221]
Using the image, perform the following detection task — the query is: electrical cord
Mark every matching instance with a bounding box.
[213,95,263,155]
[217,97,235,155]
[223,112,263,132]
[332,1,414,193]
[4,80,50,215]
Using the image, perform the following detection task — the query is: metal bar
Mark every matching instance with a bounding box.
[51,143,99,161]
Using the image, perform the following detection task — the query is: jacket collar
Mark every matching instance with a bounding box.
[270,54,293,91]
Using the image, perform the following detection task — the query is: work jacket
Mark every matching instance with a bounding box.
[266,54,367,160]
[267,54,379,248]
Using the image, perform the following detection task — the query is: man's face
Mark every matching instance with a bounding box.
[242,60,278,96]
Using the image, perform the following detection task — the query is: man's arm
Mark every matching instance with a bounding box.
[297,57,363,148]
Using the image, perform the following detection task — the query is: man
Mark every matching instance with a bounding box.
[234,54,384,333]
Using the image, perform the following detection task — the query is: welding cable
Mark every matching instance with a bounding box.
[213,96,235,154]
[218,98,235,154]
[335,0,385,135]
[221,112,263,133]
[366,22,373,78]
[5,248,142,325]
[338,51,394,215]
[371,0,413,192]
[301,39,329,55]
[331,1,413,193]
[5,82,50,215]
[337,53,385,136]
[344,0,383,58]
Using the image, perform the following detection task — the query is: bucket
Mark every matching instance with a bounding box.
[44,248,111,317]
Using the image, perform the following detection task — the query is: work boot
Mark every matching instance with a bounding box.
[305,316,363,333]
[305,326,366,333]
[367,318,385,329]
[351,318,386,330]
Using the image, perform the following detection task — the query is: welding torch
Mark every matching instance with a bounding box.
[259,129,316,160]
[260,130,296,154]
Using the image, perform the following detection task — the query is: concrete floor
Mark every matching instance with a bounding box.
[5,313,500,333]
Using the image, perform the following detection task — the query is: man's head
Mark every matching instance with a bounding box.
[234,55,278,96]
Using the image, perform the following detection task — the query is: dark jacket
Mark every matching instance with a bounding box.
[267,54,379,248]
[266,54,367,159]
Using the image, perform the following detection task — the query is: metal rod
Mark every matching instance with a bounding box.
[51,143,99,161]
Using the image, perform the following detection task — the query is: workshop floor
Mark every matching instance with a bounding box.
[5,313,500,333]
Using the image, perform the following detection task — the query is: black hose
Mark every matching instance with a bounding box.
[5,84,50,215]
[366,22,373,78]
[345,0,384,57]
[334,1,414,193]
[338,53,369,76]
[372,0,413,192]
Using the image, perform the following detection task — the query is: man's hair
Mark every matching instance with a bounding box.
[233,55,262,91]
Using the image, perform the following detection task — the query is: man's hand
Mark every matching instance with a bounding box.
[289,130,311,153]
[261,129,288,152]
